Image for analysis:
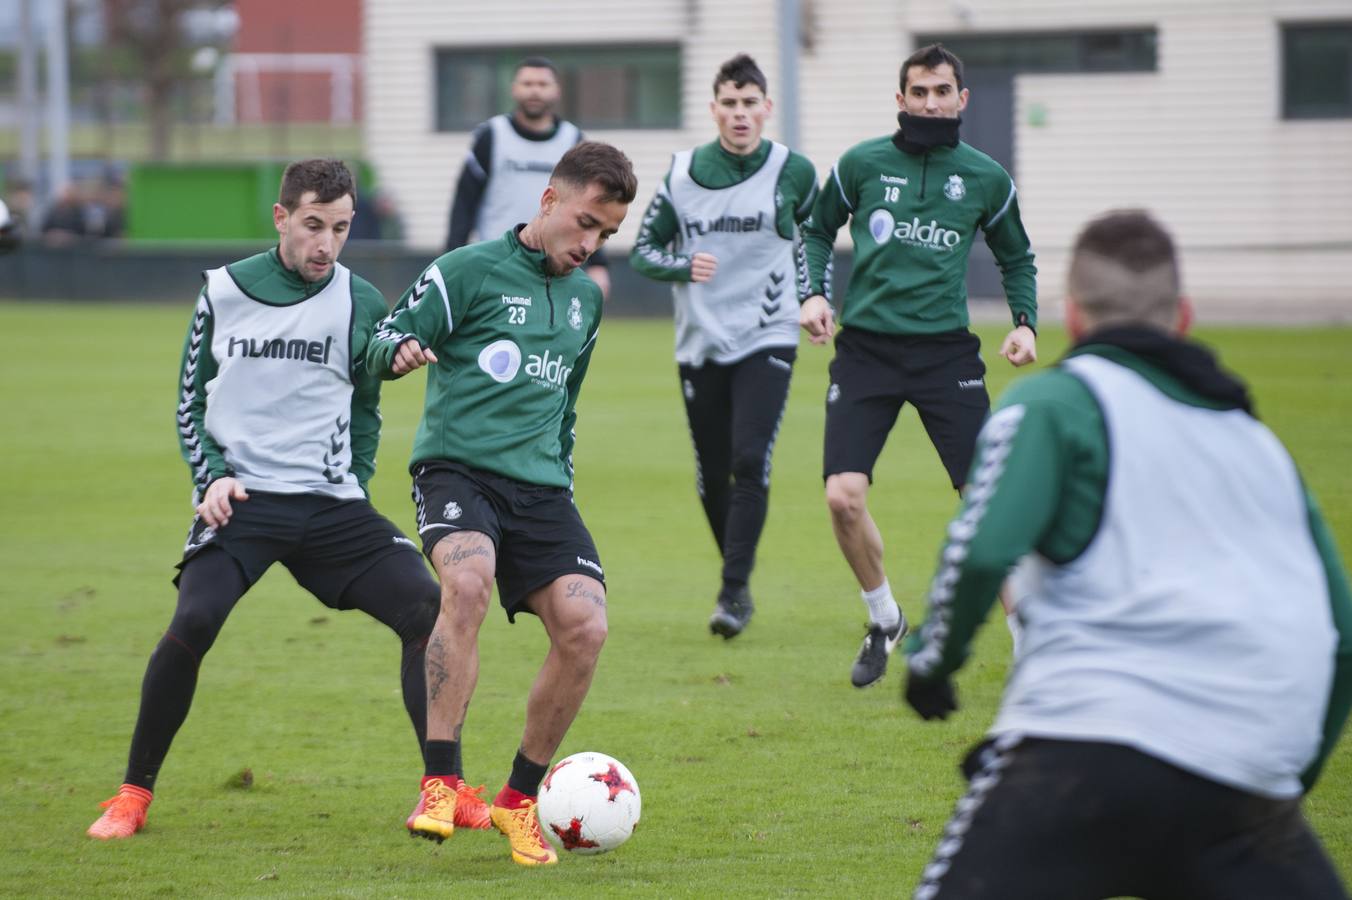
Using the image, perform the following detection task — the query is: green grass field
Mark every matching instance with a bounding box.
[1,302,1349,897]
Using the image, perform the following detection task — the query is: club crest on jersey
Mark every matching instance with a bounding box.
[944,174,966,201]
[443,501,462,521]
[477,339,522,383]
[567,297,583,331]
[869,209,896,245]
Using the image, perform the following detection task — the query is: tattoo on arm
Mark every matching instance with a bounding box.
[427,633,449,702]
[565,578,607,609]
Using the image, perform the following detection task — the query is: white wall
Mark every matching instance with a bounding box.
[365,0,1352,314]
[900,0,1352,311]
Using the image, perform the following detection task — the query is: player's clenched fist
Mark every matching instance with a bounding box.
[799,294,835,345]
[392,338,438,375]
[690,252,718,283]
[999,324,1037,367]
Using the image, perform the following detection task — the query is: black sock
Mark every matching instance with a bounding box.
[424,740,462,779]
[507,749,549,797]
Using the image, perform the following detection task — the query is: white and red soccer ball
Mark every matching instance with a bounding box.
[536,751,641,854]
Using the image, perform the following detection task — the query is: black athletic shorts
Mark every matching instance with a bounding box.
[177,491,424,607]
[411,460,604,622]
[823,327,989,488]
[914,735,1348,900]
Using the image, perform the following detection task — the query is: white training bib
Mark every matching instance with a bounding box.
[993,354,1335,798]
[667,141,799,365]
[201,263,364,498]
[476,114,581,242]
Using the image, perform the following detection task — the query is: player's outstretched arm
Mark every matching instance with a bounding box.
[982,176,1038,338]
[629,182,699,283]
[366,262,454,379]
[801,162,852,314]
[904,390,1069,718]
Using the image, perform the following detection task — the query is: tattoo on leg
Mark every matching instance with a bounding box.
[452,701,467,741]
[565,578,607,609]
[427,633,449,701]
[440,540,491,568]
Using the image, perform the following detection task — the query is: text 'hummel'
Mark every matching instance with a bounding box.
[227,335,333,364]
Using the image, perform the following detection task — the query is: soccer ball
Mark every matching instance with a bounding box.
[536,751,641,854]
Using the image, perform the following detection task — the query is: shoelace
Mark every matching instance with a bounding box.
[508,801,548,845]
[456,782,488,803]
[422,779,456,816]
[455,783,490,824]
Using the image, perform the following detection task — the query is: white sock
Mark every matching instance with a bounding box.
[861,579,901,631]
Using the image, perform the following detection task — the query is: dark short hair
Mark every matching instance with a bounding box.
[550,141,637,205]
[714,53,767,96]
[1069,209,1182,329]
[515,56,559,78]
[278,159,355,211]
[1074,209,1178,274]
[901,43,965,91]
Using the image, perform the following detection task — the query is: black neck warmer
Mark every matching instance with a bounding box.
[893,112,961,154]
[1076,325,1254,415]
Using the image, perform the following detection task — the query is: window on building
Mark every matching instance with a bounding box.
[912,29,1158,74]
[435,45,681,131]
[1282,22,1352,119]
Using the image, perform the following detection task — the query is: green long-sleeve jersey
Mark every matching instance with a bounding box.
[367,229,602,489]
[803,133,1036,335]
[176,248,388,499]
[905,340,1352,793]
[629,138,818,282]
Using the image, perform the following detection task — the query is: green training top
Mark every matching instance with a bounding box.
[629,138,818,281]
[803,134,1037,335]
[366,228,603,489]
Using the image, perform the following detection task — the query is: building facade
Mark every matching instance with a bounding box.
[364,0,1351,316]
[226,0,364,125]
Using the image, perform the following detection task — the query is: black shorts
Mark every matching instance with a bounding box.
[411,460,604,621]
[177,491,424,608]
[823,327,989,488]
[915,736,1348,900]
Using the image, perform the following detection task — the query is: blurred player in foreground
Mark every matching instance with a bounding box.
[904,209,1352,899]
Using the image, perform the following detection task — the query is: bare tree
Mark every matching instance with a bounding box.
[104,0,228,159]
